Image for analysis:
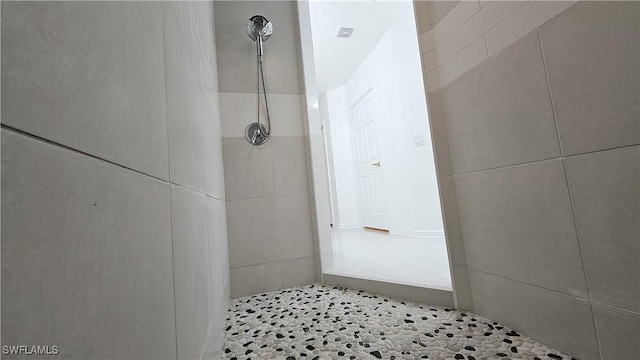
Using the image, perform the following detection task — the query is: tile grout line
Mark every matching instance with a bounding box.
[452,156,562,178]
[448,143,640,179]
[225,192,310,203]
[463,267,476,312]
[159,10,180,360]
[590,300,640,316]
[231,255,317,272]
[453,0,526,58]
[440,26,537,91]
[468,268,590,303]
[424,2,582,95]
[437,0,579,93]
[0,124,168,183]
[0,125,225,201]
[323,272,453,293]
[430,0,526,88]
[537,28,602,360]
[437,0,524,70]
[432,0,482,49]
[562,143,640,159]
[483,34,489,58]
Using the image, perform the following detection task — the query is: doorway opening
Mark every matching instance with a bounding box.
[307,0,452,290]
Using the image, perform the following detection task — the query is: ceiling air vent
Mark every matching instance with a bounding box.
[336,27,356,39]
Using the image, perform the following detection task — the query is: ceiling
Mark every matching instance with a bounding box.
[308,0,416,94]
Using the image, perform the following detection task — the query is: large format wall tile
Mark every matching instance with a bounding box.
[469,270,599,360]
[212,1,261,38]
[281,256,318,289]
[207,197,229,311]
[451,266,472,310]
[451,1,525,55]
[230,262,283,299]
[593,303,640,360]
[213,32,255,95]
[565,146,640,313]
[484,1,576,57]
[170,186,211,360]
[439,177,465,268]
[426,90,453,177]
[260,37,302,95]
[206,197,229,357]
[1,130,176,359]
[260,0,302,94]
[217,31,301,95]
[442,32,560,174]
[1,2,169,180]
[432,1,480,50]
[213,1,301,95]
[273,136,309,197]
[414,1,433,34]
[226,198,280,268]
[165,8,206,192]
[202,92,225,199]
[455,159,587,296]
[177,1,218,93]
[259,0,300,42]
[214,1,315,299]
[540,1,640,156]
[222,137,275,201]
[276,195,315,260]
[427,1,461,28]
[3,2,230,358]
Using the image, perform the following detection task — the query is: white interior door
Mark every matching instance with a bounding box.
[350,90,390,230]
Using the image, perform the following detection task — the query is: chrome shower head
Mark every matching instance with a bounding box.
[246,15,272,42]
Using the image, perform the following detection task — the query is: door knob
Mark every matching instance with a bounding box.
[372,161,381,167]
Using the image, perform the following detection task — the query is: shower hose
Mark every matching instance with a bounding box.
[251,38,271,144]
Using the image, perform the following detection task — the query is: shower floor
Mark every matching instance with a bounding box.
[221,284,573,360]
[326,229,452,290]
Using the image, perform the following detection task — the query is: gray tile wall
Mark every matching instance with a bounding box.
[414,1,433,34]
[214,1,318,298]
[213,1,301,95]
[427,1,461,28]
[442,32,560,174]
[415,0,476,313]
[222,136,317,298]
[417,1,639,359]
[424,88,473,310]
[1,2,230,359]
[1,130,177,359]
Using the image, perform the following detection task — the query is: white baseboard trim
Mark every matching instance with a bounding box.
[336,223,361,230]
[390,228,445,239]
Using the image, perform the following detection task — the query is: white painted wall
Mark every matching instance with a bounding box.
[321,88,361,229]
[325,16,444,238]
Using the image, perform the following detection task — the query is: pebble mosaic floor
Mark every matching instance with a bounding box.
[221,284,576,360]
